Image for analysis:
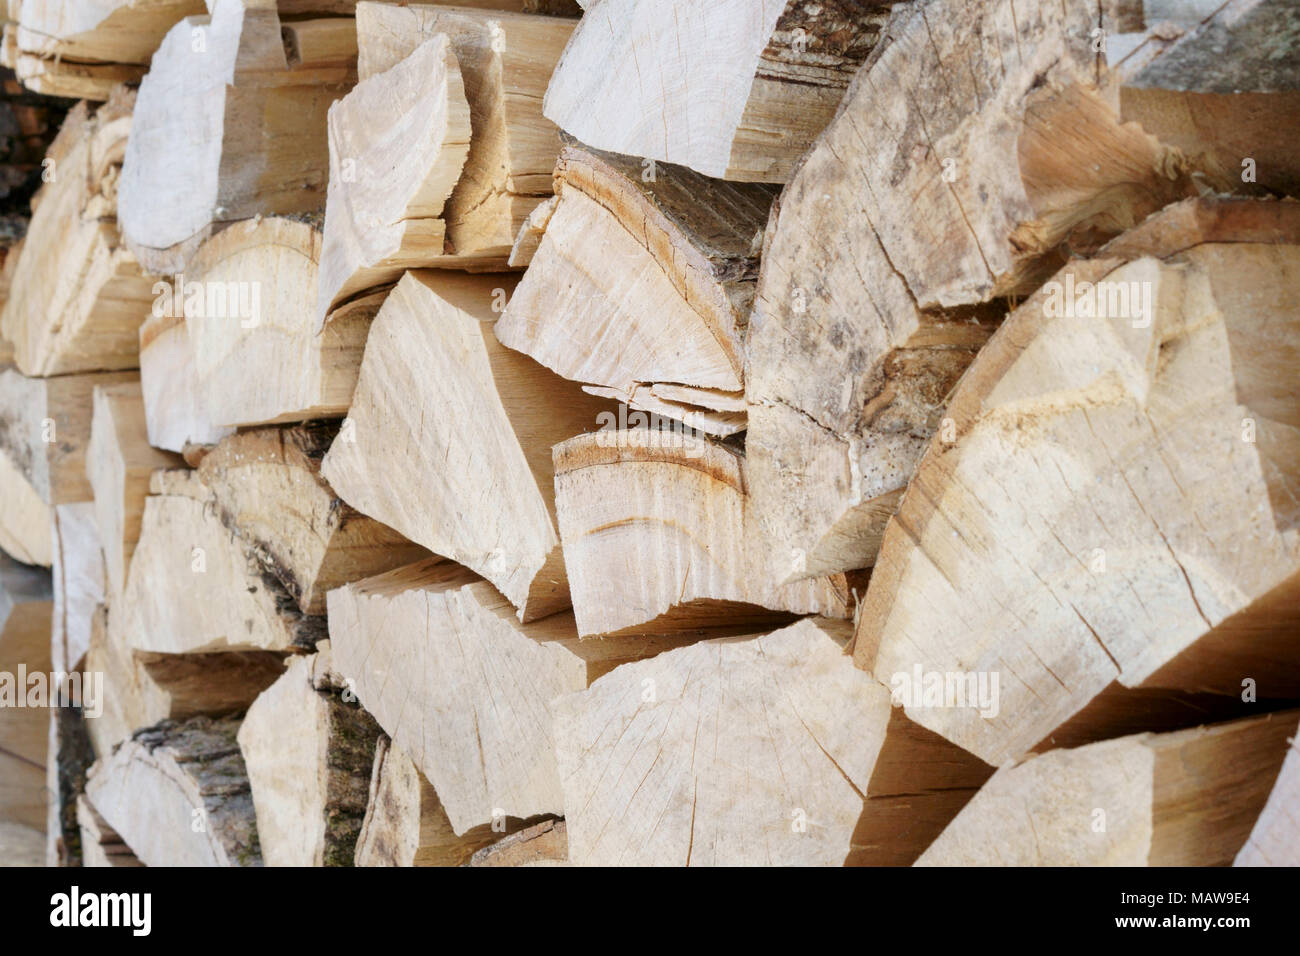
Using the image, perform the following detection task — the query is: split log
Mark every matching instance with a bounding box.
[119,469,325,654]
[315,34,472,323]
[84,716,262,867]
[553,431,853,636]
[185,216,372,427]
[0,447,50,565]
[468,818,568,867]
[237,644,381,866]
[543,0,895,182]
[15,0,205,65]
[327,557,693,834]
[86,381,183,601]
[76,795,142,867]
[0,554,52,833]
[118,0,355,274]
[1235,727,1300,866]
[350,2,573,265]
[138,312,234,454]
[859,198,1300,766]
[552,618,992,866]
[0,90,153,376]
[0,822,43,865]
[917,711,1299,866]
[84,604,286,758]
[197,423,428,614]
[51,502,104,675]
[320,270,612,621]
[494,142,776,432]
[354,734,502,867]
[11,50,145,101]
[0,365,136,504]
[746,0,1198,582]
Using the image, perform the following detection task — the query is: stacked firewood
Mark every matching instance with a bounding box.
[0,0,1296,868]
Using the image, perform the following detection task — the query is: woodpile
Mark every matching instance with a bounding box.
[0,0,1296,871]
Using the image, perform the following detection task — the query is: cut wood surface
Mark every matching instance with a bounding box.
[354,734,502,867]
[197,423,428,615]
[859,198,1300,767]
[0,448,51,566]
[84,716,262,867]
[315,34,472,324]
[328,557,694,834]
[746,0,1197,583]
[468,817,567,866]
[76,794,142,867]
[544,0,895,182]
[87,380,183,601]
[321,270,612,621]
[238,645,380,866]
[50,503,104,676]
[118,0,354,274]
[552,618,991,866]
[1236,728,1300,866]
[553,431,853,636]
[0,89,153,376]
[16,0,205,65]
[495,141,776,430]
[0,366,137,505]
[186,216,370,426]
[917,711,1299,866]
[138,312,234,454]
[352,2,573,264]
[119,470,325,654]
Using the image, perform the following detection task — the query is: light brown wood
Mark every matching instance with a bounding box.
[186,216,371,426]
[918,710,1300,866]
[553,431,854,636]
[16,0,205,65]
[320,270,613,621]
[76,795,143,867]
[1236,726,1300,866]
[51,502,104,675]
[84,715,262,867]
[87,381,183,601]
[859,198,1300,766]
[118,0,354,274]
[0,554,53,833]
[328,557,694,834]
[553,618,991,866]
[0,448,52,566]
[197,423,428,615]
[0,90,153,376]
[138,312,234,454]
[468,818,568,867]
[544,0,895,182]
[237,644,381,866]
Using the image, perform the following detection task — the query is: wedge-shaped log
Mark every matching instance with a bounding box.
[87,381,183,601]
[495,142,776,433]
[328,557,693,835]
[0,91,153,375]
[84,716,262,867]
[16,0,205,65]
[198,423,427,615]
[186,216,372,426]
[321,271,611,620]
[138,313,233,454]
[553,431,853,636]
[84,603,285,758]
[238,644,380,866]
[120,470,325,654]
[553,618,992,866]
[1236,728,1300,866]
[544,0,894,182]
[746,0,1199,582]
[0,555,53,832]
[859,198,1300,766]
[118,0,355,274]
[919,711,1300,866]
[352,2,573,265]
[0,366,137,505]
[0,448,51,566]
[355,734,505,867]
[51,503,104,675]
[315,35,472,324]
